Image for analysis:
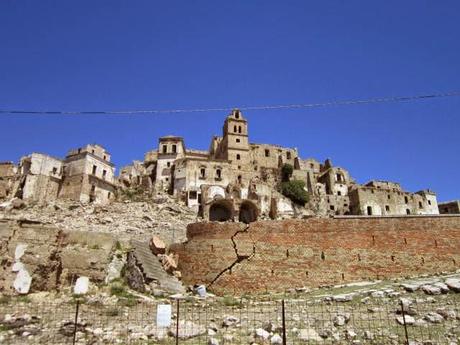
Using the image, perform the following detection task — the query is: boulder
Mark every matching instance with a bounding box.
[424,312,444,324]
[149,235,166,255]
[298,328,322,342]
[396,315,415,325]
[445,278,460,292]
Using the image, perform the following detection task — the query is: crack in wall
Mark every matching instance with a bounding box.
[209,224,256,287]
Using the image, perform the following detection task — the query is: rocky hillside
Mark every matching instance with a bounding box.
[0,194,198,244]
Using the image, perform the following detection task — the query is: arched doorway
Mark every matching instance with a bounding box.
[239,201,258,224]
[209,200,233,222]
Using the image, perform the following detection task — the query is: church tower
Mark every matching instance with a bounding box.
[222,109,250,168]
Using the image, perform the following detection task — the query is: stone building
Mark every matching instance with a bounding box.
[121,109,440,221]
[0,162,18,200]
[14,153,63,203]
[2,144,115,205]
[439,200,460,214]
[59,144,116,204]
[348,181,438,216]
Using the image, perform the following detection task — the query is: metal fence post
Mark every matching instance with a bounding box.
[72,300,80,345]
[282,299,287,345]
[176,299,180,345]
[400,300,409,345]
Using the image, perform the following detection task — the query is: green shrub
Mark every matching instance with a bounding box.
[281,163,294,182]
[280,180,309,206]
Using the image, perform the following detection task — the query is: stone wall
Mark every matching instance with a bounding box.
[171,216,460,294]
[0,219,115,294]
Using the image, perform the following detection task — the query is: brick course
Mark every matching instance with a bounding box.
[171,215,460,294]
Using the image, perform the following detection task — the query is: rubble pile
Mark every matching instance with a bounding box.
[0,194,198,244]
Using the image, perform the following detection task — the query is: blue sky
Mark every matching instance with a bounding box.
[0,1,459,201]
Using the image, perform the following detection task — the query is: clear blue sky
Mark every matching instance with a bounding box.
[0,1,459,201]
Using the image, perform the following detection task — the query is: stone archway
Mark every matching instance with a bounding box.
[239,200,259,224]
[209,200,233,222]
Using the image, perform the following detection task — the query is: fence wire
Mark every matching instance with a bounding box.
[0,294,459,344]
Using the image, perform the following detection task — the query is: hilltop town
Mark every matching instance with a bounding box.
[0,110,456,221]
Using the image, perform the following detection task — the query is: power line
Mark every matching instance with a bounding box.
[0,90,459,115]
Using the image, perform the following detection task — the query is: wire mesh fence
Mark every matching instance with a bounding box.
[0,294,459,344]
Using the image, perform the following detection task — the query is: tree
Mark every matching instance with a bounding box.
[280,180,309,206]
[281,163,293,182]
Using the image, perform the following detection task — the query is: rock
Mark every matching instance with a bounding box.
[436,308,456,320]
[401,282,421,292]
[105,255,125,283]
[74,276,89,295]
[168,321,206,339]
[149,235,166,255]
[396,315,415,325]
[161,254,178,273]
[421,284,441,295]
[424,312,444,323]
[255,328,270,341]
[432,282,449,293]
[446,278,460,292]
[13,268,32,294]
[298,328,322,342]
[271,334,283,344]
[208,337,219,345]
[222,316,239,328]
[333,315,347,327]
[333,293,354,302]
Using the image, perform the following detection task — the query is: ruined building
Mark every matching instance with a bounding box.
[120,110,441,221]
[0,144,115,205]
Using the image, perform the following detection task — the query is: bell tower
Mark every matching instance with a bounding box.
[222,109,250,167]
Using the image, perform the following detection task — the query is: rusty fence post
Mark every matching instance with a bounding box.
[400,300,409,345]
[282,299,287,345]
[176,299,180,345]
[72,299,80,345]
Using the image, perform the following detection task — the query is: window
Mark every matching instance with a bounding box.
[172,144,177,153]
[236,138,240,143]
[419,201,423,209]
[367,206,373,215]
[162,145,167,154]
[102,170,107,179]
[265,149,270,157]
[200,168,206,178]
[92,165,97,175]
[236,154,241,160]
[287,152,291,159]
[385,205,390,212]
[216,169,222,179]
[189,191,197,199]
[404,196,409,204]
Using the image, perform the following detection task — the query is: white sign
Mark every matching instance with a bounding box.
[157,304,172,327]
[74,276,89,295]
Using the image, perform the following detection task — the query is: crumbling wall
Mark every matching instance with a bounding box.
[171,216,460,294]
[0,220,114,294]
